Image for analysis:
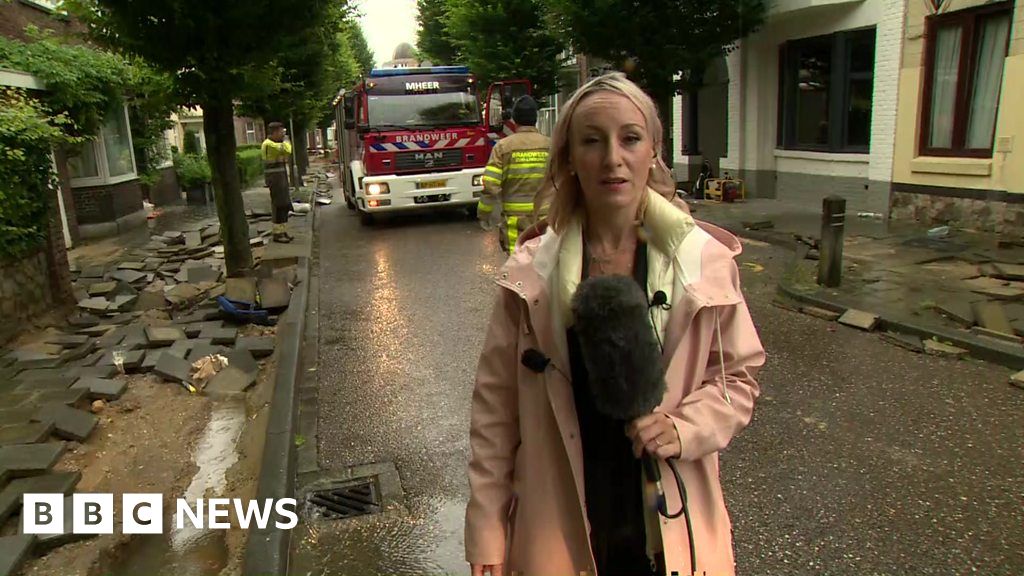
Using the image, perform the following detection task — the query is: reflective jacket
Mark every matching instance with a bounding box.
[478,127,550,253]
[261,138,292,175]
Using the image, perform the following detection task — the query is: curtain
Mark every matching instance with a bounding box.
[966,14,1011,149]
[928,25,962,149]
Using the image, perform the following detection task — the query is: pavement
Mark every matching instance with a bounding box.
[0,171,323,576]
[295,191,1023,574]
[691,197,1024,372]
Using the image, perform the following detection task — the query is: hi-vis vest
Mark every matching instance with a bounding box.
[477,127,550,252]
[261,139,292,174]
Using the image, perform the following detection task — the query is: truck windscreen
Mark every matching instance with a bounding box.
[367,91,480,128]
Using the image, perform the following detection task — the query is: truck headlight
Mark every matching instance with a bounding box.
[472,175,483,187]
[366,182,390,195]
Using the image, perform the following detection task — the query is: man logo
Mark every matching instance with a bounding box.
[414,152,443,161]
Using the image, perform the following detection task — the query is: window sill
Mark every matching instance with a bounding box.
[71,173,139,189]
[774,149,869,163]
[910,157,992,176]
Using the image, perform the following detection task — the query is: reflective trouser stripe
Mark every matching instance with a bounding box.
[507,216,519,254]
[503,202,534,214]
[477,201,494,213]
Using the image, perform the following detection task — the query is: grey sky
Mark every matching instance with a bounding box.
[357,0,420,67]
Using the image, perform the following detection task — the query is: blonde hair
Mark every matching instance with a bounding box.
[534,72,676,233]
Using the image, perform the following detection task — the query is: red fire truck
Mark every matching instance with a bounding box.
[333,66,530,225]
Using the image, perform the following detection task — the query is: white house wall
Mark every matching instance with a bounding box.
[718,0,904,213]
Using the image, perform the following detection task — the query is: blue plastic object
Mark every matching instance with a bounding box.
[369,66,469,77]
[216,296,275,325]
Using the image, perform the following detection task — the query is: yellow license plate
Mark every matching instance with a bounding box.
[416,180,447,190]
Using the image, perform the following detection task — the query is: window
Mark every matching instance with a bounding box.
[920,2,1012,157]
[778,27,876,152]
[68,105,137,186]
[245,120,257,144]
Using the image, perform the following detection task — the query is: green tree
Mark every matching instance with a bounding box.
[72,0,336,275]
[344,18,375,74]
[416,0,460,65]
[548,0,766,163]
[446,0,564,96]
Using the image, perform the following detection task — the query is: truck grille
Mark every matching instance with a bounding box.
[394,148,463,171]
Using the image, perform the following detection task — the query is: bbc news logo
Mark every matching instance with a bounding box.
[23,494,299,534]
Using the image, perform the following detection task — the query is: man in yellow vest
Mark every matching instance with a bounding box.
[477,95,550,254]
[261,122,293,243]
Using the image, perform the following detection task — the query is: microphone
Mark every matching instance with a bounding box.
[649,290,670,309]
[571,275,668,511]
[571,275,698,571]
[520,349,550,373]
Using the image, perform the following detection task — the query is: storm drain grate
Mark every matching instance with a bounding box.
[307,478,382,519]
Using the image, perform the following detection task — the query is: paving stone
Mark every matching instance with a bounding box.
[991,262,1024,281]
[1010,370,1024,390]
[181,321,221,339]
[187,344,226,363]
[153,353,194,384]
[188,266,221,284]
[12,356,63,371]
[237,337,275,358]
[0,471,81,525]
[144,326,187,347]
[45,335,89,349]
[87,281,117,297]
[107,313,139,326]
[77,297,110,312]
[96,350,145,372]
[182,230,202,249]
[174,269,190,283]
[203,366,256,398]
[223,348,259,376]
[199,327,237,345]
[74,350,104,368]
[70,377,126,401]
[111,294,139,312]
[163,230,184,242]
[96,328,126,349]
[0,534,36,576]
[879,332,924,353]
[167,284,202,306]
[159,262,182,273]
[257,277,291,309]
[110,270,146,284]
[134,289,167,312]
[923,339,969,358]
[837,309,879,331]
[32,405,97,441]
[118,261,146,271]
[16,495,96,551]
[0,422,54,446]
[14,378,76,394]
[935,301,975,327]
[970,326,1022,344]
[0,443,65,477]
[971,301,1014,335]
[77,324,115,337]
[13,369,70,382]
[67,314,101,328]
[141,350,165,370]
[68,365,118,380]
[81,266,105,278]
[0,406,36,425]
[108,282,139,299]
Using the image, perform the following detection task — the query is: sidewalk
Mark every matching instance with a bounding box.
[693,198,1024,371]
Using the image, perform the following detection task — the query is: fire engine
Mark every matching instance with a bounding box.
[333,66,530,225]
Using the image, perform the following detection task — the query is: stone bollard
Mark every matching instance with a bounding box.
[818,195,846,287]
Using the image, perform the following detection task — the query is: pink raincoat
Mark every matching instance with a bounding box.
[466,189,766,576]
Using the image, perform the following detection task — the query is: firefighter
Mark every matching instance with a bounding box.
[261,122,294,243]
[478,95,550,254]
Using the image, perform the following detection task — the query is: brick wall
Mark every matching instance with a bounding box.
[72,179,143,225]
[0,1,83,42]
[866,0,905,185]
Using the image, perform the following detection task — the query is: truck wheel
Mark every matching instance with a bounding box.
[465,204,478,219]
[345,194,356,210]
[359,211,375,226]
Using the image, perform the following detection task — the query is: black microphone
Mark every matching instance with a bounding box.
[572,275,698,571]
[649,290,670,309]
[571,275,668,509]
[520,348,550,373]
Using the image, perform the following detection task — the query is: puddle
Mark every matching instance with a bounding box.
[107,402,246,576]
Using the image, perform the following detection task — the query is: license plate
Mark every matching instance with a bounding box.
[416,180,447,190]
[414,194,451,204]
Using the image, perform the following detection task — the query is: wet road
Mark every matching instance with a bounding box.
[296,201,1024,575]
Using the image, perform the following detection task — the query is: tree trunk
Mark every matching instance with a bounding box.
[202,97,253,277]
[294,120,310,178]
[320,126,329,155]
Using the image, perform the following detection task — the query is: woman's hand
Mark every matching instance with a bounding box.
[626,413,681,460]
[471,563,504,576]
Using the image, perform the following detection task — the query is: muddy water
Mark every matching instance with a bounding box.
[108,402,246,576]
